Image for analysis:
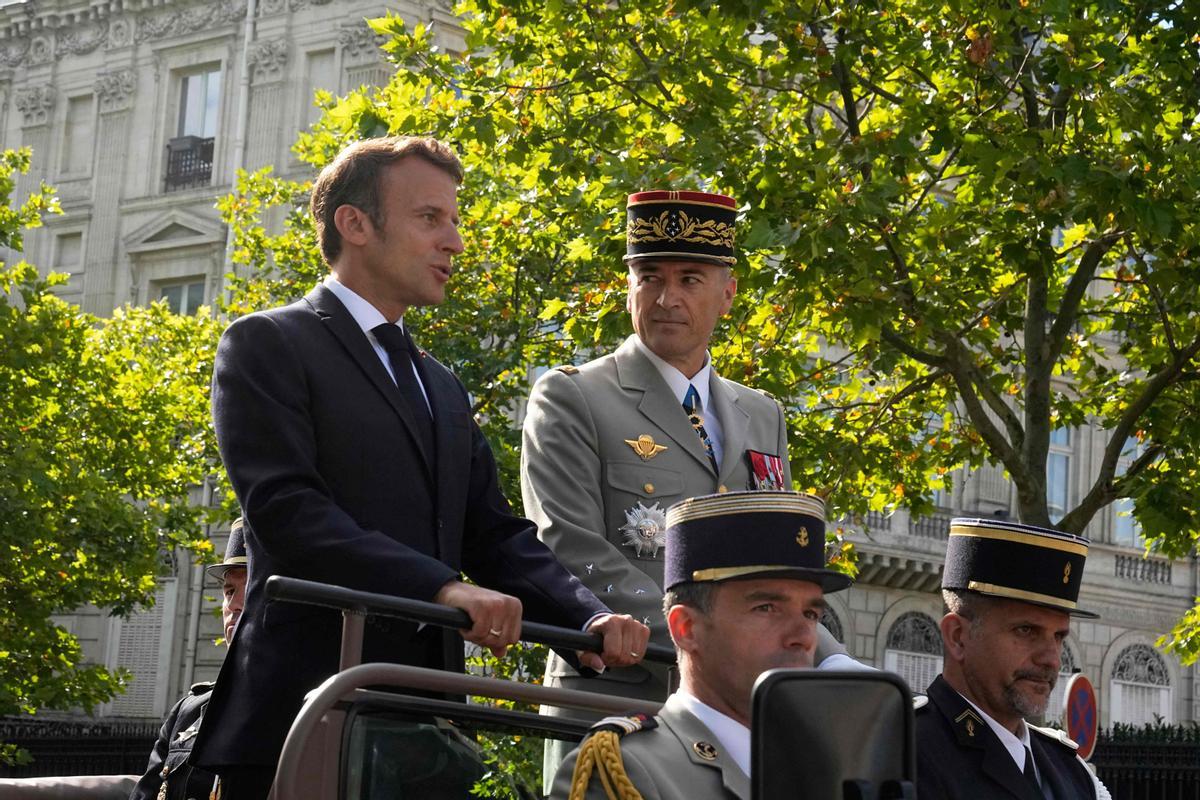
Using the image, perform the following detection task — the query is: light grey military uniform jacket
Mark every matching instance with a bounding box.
[522,335,843,701]
[551,693,749,800]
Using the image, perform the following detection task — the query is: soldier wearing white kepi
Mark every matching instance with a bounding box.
[916,518,1113,800]
[522,190,855,737]
[551,490,853,800]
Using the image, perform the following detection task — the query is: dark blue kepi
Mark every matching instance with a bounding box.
[663,490,852,593]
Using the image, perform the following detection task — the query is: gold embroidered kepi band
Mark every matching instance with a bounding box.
[625,190,737,266]
[942,518,1097,618]
[206,516,248,580]
[663,490,851,593]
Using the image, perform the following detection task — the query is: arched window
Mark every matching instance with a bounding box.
[1044,643,1078,725]
[1110,644,1172,725]
[883,612,943,693]
[820,607,844,644]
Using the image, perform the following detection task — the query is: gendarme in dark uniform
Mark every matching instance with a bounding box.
[129,522,248,800]
[916,518,1111,800]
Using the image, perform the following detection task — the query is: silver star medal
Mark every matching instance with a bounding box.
[620,501,668,557]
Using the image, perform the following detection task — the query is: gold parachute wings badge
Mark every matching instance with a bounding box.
[625,434,668,461]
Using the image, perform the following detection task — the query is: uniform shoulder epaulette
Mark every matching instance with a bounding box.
[1028,723,1079,750]
[757,388,776,400]
[555,365,580,375]
[589,713,658,737]
[189,681,215,695]
[912,694,929,712]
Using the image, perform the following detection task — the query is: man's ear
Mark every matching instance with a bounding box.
[667,604,701,654]
[333,204,372,247]
[719,272,736,315]
[940,613,970,664]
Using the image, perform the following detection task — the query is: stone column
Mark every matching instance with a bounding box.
[80,69,135,315]
[244,38,289,170]
[13,84,56,269]
[14,84,55,199]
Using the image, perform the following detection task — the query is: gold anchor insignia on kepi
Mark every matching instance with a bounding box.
[1063,562,1071,584]
[796,526,809,547]
[625,434,668,461]
[692,740,719,761]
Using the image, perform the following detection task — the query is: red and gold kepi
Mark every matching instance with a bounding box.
[625,190,737,266]
[942,518,1098,618]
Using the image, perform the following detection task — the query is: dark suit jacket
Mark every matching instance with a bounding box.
[916,675,1095,800]
[192,284,608,769]
[130,683,215,800]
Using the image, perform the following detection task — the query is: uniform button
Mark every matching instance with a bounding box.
[718,485,728,493]
[643,483,655,494]
[437,519,444,529]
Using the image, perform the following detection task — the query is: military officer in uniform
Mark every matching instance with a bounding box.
[916,517,1112,800]
[522,190,854,728]
[551,490,853,800]
[129,519,248,800]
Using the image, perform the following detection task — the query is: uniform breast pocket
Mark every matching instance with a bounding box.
[604,462,685,502]
[604,463,683,560]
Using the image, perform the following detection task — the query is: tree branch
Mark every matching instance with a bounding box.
[1045,229,1123,365]
[881,325,948,369]
[1060,334,1200,532]
[626,38,674,103]
[1126,240,1181,358]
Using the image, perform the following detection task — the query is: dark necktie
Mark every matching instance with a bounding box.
[371,323,435,460]
[1023,745,1048,799]
[683,384,718,473]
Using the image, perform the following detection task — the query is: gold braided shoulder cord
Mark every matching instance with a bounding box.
[568,731,646,800]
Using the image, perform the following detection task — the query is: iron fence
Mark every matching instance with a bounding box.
[0,716,158,777]
[1093,740,1200,799]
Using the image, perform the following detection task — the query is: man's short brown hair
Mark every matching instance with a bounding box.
[310,136,464,265]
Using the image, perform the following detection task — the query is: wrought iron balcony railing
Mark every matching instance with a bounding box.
[163,135,214,192]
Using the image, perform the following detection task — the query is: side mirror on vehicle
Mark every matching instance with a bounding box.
[751,669,916,800]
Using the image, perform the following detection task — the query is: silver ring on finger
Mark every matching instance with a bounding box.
[488,628,503,637]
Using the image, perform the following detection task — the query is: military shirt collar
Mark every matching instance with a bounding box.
[956,689,1039,780]
[631,335,714,411]
[673,689,750,776]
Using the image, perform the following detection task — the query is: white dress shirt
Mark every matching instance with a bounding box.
[631,335,725,468]
[674,689,751,776]
[323,276,431,414]
[958,691,1045,787]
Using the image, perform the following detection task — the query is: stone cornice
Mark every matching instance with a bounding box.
[0,0,249,65]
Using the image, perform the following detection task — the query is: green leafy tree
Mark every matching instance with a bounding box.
[0,149,222,762]
[225,0,1200,665]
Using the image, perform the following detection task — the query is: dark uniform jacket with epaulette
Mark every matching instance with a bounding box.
[916,675,1096,800]
[129,683,216,800]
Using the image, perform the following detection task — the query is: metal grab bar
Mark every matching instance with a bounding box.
[265,575,677,666]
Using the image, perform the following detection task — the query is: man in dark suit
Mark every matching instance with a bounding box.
[192,136,649,799]
[130,517,247,800]
[916,518,1111,799]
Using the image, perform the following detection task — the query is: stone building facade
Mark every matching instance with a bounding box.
[0,0,460,719]
[1,0,1194,733]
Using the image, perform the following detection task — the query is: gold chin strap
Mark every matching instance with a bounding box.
[569,730,645,800]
